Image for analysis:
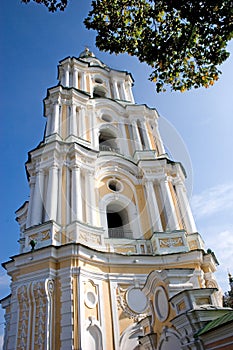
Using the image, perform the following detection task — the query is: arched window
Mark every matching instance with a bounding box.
[99,130,118,152]
[93,86,106,98]
[107,202,130,238]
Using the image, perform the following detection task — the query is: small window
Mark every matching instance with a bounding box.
[95,77,103,84]
[108,179,122,192]
[101,114,112,122]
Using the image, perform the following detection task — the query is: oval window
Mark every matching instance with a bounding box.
[108,179,122,192]
[101,114,112,122]
[95,77,103,84]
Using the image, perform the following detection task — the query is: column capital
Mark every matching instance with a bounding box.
[157,174,168,183]
[142,176,154,185]
[72,164,81,171]
[35,168,45,176]
[49,163,59,170]
[87,169,95,177]
[64,62,70,70]
[52,97,61,105]
[173,178,183,187]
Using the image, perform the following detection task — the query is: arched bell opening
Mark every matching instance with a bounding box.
[93,86,106,98]
[99,129,119,152]
[106,202,131,238]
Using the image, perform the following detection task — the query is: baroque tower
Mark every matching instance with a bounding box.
[1,49,229,350]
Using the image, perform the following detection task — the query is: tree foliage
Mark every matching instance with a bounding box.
[22,0,233,93]
[21,0,68,12]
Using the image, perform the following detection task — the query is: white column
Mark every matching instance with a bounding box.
[70,103,77,137]
[120,81,127,100]
[31,170,45,226]
[119,122,129,155]
[81,72,86,91]
[66,166,71,224]
[175,181,197,233]
[73,68,78,89]
[71,166,83,222]
[145,180,163,231]
[155,125,165,155]
[141,121,151,149]
[79,107,85,139]
[87,107,93,144]
[57,166,62,225]
[159,176,180,231]
[51,102,60,135]
[132,120,143,150]
[145,121,155,150]
[89,171,98,226]
[45,111,52,137]
[85,171,91,224]
[126,81,135,103]
[89,107,97,148]
[112,80,120,99]
[26,177,36,228]
[45,164,58,222]
[66,105,71,137]
[64,64,70,87]
[85,171,95,225]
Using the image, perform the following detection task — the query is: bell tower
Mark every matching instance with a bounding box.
[1,49,227,350]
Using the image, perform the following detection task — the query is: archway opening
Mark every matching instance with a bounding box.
[99,130,118,152]
[107,203,130,238]
[93,86,106,98]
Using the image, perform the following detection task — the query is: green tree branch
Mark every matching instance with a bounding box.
[21,0,233,93]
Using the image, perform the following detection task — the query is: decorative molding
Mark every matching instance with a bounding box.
[116,285,150,322]
[32,281,46,350]
[80,231,101,245]
[159,237,184,248]
[17,284,30,350]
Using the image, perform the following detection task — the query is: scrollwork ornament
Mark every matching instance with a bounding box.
[32,281,46,349]
[116,285,150,322]
[17,284,31,350]
[46,278,55,297]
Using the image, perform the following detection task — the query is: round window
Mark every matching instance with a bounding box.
[108,179,122,192]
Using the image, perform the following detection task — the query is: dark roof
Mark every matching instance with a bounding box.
[198,310,233,336]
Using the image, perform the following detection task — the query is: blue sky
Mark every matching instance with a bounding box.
[0,0,233,346]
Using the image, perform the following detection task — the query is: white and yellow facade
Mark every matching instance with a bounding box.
[1,49,228,350]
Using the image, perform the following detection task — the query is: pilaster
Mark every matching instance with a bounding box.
[59,270,74,350]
